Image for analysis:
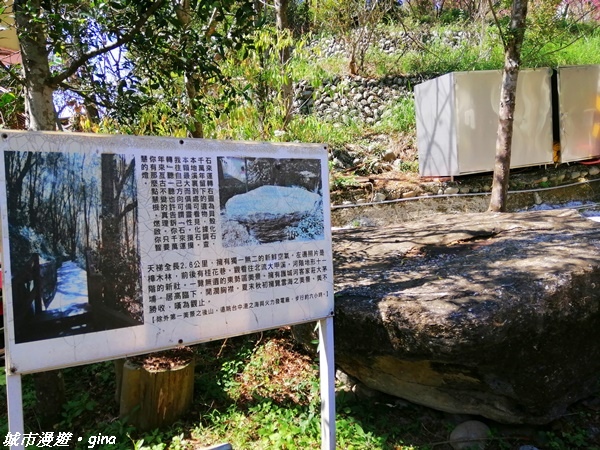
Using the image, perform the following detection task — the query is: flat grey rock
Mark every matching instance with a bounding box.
[325,209,600,424]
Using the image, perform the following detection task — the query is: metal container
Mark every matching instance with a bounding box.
[415,68,554,177]
[556,65,600,162]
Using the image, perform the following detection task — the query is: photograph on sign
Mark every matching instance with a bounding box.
[5,151,143,344]
[218,157,324,247]
[0,131,333,374]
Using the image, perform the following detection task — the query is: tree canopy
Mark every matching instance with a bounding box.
[5,0,256,133]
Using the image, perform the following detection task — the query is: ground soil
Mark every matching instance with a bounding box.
[331,161,600,206]
[128,346,195,371]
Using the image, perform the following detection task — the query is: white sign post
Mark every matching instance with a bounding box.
[6,372,24,448]
[0,130,336,449]
[319,316,336,450]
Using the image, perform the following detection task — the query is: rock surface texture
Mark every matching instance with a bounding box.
[330,209,600,424]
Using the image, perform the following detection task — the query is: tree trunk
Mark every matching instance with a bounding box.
[14,0,66,425]
[14,0,57,131]
[6,151,35,223]
[175,0,204,138]
[27,161,39,227]
[101,154,119,309]
[488,0,529,212]
[275,0,293,126]
[184,74,204,138]
[33,370,67,428]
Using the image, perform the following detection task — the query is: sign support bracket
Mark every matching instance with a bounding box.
[7,371,25,450]
[319,316,336,450]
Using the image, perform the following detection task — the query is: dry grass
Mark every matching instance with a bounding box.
[232,336,318,405]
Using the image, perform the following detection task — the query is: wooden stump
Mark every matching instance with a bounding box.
[118,347,195,431]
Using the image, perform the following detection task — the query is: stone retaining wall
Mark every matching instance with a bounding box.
[291,30,477,127]
[294,75,420,126]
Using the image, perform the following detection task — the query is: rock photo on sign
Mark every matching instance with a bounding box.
[218,157,324,247]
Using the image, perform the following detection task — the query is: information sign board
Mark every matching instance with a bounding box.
[0,131,334,374]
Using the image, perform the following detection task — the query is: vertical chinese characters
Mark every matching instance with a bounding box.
[139,155,217,252]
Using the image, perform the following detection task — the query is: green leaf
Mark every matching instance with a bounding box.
[0,92,16,108]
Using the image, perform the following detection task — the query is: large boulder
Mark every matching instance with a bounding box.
[328,209,600,424]
[222,186,323,245]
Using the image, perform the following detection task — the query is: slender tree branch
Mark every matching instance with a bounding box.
[50,0,166,86]
[525,33,585,63]
[112,161,135,204]
[57,80,115,112]
[487,0,506,49]
[119,200,138,220]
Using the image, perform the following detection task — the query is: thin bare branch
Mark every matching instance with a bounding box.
[487,0,506,49]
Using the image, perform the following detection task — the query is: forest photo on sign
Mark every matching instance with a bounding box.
[5,151,143,344]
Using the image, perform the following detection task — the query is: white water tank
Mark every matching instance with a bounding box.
[556,65,600,162]
[415,68,554,177]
